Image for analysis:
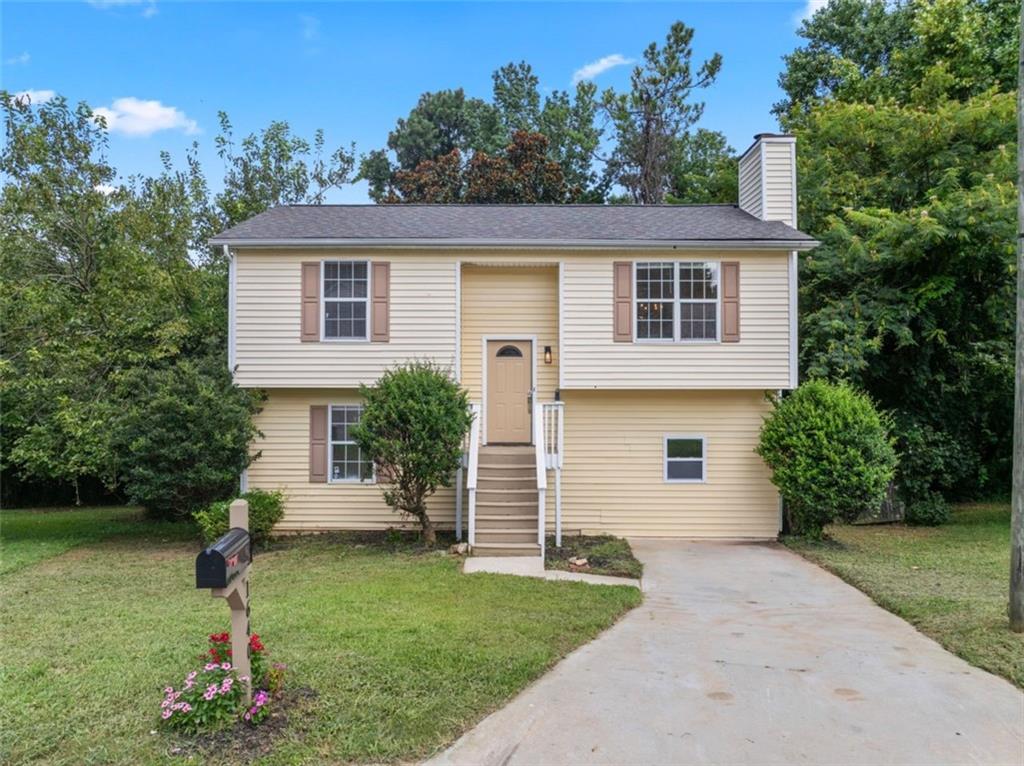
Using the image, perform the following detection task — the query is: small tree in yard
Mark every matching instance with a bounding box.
[757,380,897,539]
[351,362,473,545]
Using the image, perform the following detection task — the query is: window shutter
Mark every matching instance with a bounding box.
[370,261,390,343]
[300,262,320,342]
[612,261,632,342]
[309,405,327,483]
[721,261,740,343]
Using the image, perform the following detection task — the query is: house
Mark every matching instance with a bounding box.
[210,133,817,556]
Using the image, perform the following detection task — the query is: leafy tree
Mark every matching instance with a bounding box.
[351,362,472,545]
[665,128,737,204]
[757,381,898,538]
[492,61,542,134]
[539,81,604,198]
[600,21,722,203]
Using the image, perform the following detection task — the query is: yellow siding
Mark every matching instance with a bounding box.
[555,389,779,538]
[560,251,793,389]
[234,249,457,388]
[738,148,763,219]
[763,141,796,227]
[247,389,459,532]
[459,264,559,408]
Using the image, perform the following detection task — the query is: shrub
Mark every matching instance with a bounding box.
[113,358,263,519]
[351,362,472,545]
[194,490,284,547]
[904,492,950,526]
[757,380,898,539]
[891,414,975,508]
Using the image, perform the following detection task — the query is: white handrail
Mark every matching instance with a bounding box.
[533,401,547,556]
[466,403,481,547]
[541,402,565,547]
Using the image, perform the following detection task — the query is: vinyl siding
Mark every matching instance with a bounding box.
[459,264,559,414]
[234,249,457,388]
[763,141,796,227]
[553,389,778,538]
[560,251,793,389]
[738,147,763,219]
[247,389,460,531]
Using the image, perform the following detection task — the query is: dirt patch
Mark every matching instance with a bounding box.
[170,687,318,763]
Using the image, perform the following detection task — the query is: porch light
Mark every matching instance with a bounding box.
[544,346,553,364]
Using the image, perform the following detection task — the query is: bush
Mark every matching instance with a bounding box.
[194,489,284,547]
[113,358,263,519]
[904,492,950,526]
[891,414,975,508]
[757,380,898,538]
[351,362,472,545]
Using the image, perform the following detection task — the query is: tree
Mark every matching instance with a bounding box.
[1009,0,1023,632]
[600,21,722,203]
[351,363,473,545]
[665,128,737,204]
[757,381,898,538]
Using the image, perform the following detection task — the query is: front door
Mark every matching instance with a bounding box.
[486,340,532,443]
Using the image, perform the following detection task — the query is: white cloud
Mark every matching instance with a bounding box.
[87,0,158,17]
[795,0,828,24]
[572,54,634,85]
[5,52,31,66]
[300,13,320,41]
[93,97,199,137]
[13,89,56,105]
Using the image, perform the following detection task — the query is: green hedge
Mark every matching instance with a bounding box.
[193,489,284,547]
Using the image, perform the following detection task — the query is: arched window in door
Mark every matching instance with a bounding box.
[495,345,524,358]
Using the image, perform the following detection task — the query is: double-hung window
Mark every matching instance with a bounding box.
[635,262,719,342]
[664,436,706,483]
[323,261,368,340]
[329,405,371,482]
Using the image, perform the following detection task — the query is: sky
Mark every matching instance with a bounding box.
[1,0,822,203]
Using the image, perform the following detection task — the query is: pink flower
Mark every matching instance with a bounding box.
[186,671,197,680]
[160,700,170,709]
[204,663,218,671]
[184,680,194,690]
[161,709,172,720]
[220,662,231,671]
[164,687,173,694]
[181,703,192,713]
[243,712,251,721]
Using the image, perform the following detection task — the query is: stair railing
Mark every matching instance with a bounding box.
[533,400,547,557]
[541,402,565,546]
[466,403,481,547]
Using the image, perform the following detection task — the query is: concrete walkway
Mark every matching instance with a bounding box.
[429,540,1024,766]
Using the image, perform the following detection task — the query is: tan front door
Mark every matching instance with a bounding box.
[486,340,532,443]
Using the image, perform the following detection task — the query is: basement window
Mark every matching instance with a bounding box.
[664,435,706,483]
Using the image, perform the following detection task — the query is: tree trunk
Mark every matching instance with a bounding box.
[420,511,436,547]
[74,478,81,507]
[1011,0,1024,633]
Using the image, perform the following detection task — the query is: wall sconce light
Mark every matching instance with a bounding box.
[544,345,553,364]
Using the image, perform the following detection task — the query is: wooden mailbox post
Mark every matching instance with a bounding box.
[195,499,253,705]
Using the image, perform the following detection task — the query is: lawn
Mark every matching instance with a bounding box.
[785,502,1023,689]
[546,534,644,579]
[0,506,640,765]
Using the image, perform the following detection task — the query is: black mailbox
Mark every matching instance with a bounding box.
[195,528,251,589]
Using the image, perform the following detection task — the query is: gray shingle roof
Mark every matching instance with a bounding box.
[210,204,817,248]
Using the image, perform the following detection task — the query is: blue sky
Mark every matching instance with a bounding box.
[2,1,819,202]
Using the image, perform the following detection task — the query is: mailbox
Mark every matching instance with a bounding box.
[195,528,251,589]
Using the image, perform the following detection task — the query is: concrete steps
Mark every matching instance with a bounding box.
[473,445,540,558]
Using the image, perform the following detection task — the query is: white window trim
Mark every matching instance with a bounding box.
[663,434,707,484]
[320,259,371,343]
[327,403,375,484]
[633,261,721,345]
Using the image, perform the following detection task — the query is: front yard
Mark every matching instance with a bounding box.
[0,506,640,765]
[786,502,1023,689]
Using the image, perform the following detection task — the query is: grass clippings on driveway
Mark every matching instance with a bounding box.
[546,534,643,579]
[0,506,640,765]
[785,502,1023,689]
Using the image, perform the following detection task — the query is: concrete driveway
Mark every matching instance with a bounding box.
[429,540,1024,766]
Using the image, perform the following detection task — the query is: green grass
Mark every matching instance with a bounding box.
[785,502,1023,689]
[545,535,643,579]
[0,507,640,765]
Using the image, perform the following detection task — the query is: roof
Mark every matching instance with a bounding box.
[210,204,818,250]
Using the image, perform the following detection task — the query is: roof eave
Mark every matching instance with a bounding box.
[209,237,819,251]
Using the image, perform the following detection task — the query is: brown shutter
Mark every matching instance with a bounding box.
[721,261,740,343]
[300,262,320,342]
[309,405,327,483]
[612,261,632,342]
[370,261,390,343]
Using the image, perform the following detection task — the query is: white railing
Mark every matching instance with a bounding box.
[466,403,481,547]
[532,401,547,557]
[541,402,564,546]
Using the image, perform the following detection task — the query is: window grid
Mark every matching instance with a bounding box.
[329,405,370,482]
[664,436,706,483]
[323,261,369,340]
[635,262,720,343]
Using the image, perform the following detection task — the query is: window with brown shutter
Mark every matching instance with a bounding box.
[721,261,740,343]
[612,261,632,342]
[370,261,390,343]
[309,405,327,483]
[300,262,320,342]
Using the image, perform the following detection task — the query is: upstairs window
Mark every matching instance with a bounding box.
[323,261,368,340]
[635,262,719,342]
[664,436,706,483]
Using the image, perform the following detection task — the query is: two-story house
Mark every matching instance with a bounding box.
[210,133,817,556]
